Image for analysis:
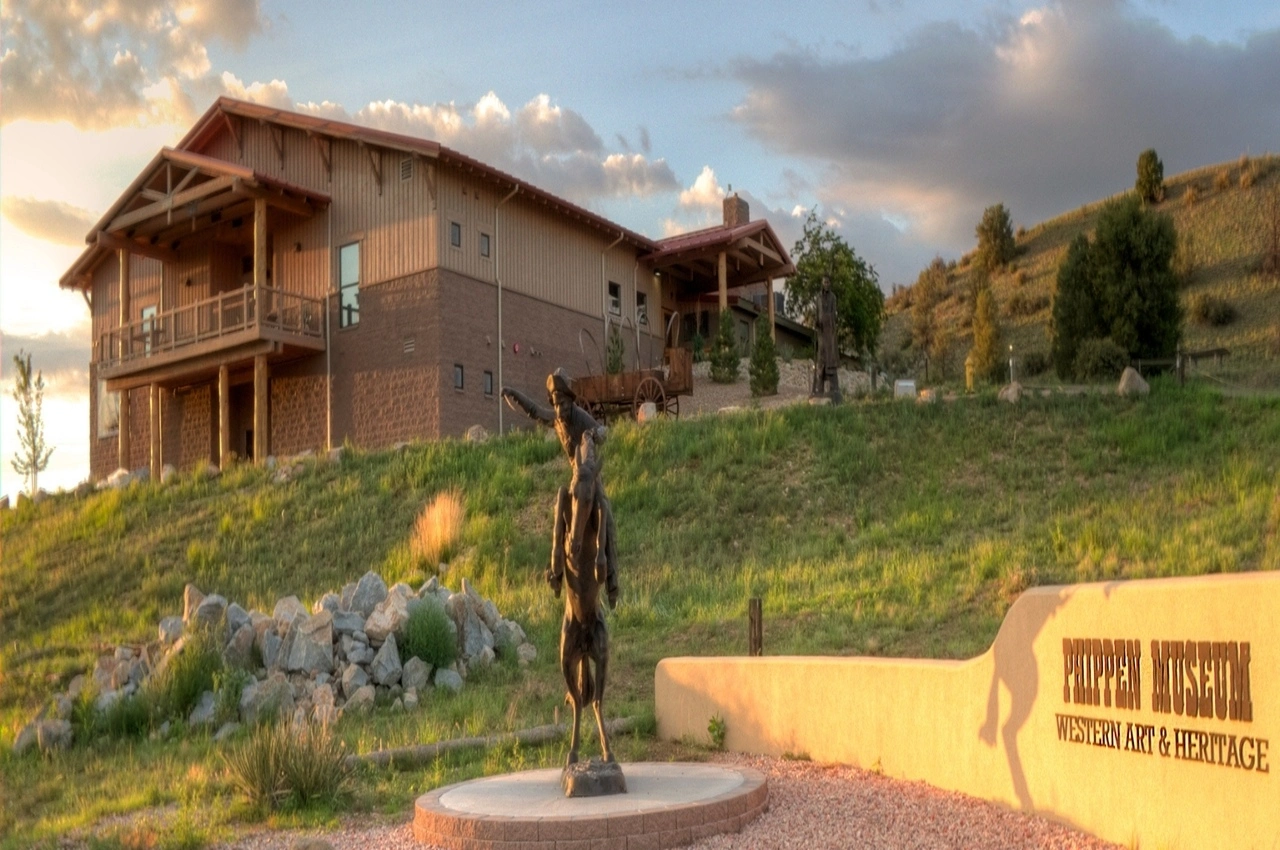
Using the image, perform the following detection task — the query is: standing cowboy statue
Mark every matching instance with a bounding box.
[811,274,842,403]
[502,369,626,796]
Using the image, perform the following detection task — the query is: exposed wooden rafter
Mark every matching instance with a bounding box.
[264,120,285,169]
[308,132,332,180]
[360,142,382,195]
[222,112,242,158]
[94,231,177,263]
[111,175,238,233]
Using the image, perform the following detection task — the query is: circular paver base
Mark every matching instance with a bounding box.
[414,762,768,849]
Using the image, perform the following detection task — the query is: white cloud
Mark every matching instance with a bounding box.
[218,72,291,109]
[679,166,726,209]
[1,197,97,246]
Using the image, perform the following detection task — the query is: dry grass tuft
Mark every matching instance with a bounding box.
[1183,182,1200,207]
[1214,168,1232,192]
[412,489,465,567]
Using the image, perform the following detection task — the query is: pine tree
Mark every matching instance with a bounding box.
[969,286,1003,382]
[11,351,54,496]
[709,309,740,384]
[749,315,779,397]
[1136,149,1165,204]
[975,203,1016,273]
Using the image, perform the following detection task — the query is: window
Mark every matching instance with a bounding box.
[480,232,491,258]
[636,292,648,326]
[484,370,494,396]
[608,281,621,316]
[339,242,360,327]
[453,363,464,390]
[97,378,120,438]
[140,305,158,353]
[450,221,462,248]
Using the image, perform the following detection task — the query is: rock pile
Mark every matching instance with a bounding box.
[12,571,536,755]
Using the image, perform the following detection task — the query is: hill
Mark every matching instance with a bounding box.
[3,389,1280,840]
[880,154,1280,387]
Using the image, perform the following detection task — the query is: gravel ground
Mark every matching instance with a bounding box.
[213,753,1121,850]
[680,359,871,417]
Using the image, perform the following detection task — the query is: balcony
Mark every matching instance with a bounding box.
[97,286,325,388]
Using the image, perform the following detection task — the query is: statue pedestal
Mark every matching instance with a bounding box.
[562,758,627,797]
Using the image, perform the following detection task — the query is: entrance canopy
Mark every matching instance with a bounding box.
[643,217,794,301]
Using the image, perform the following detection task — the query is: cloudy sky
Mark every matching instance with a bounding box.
[2,0,1279,497]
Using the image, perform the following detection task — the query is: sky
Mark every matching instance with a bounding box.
[2,0,1279,499]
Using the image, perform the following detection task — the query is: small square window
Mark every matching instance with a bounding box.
[484,370,494,396]
[636,292,648,326]
[450,221,462,248]
[454,363,464,390]
[608,281,621,316]
[480,232,491,258]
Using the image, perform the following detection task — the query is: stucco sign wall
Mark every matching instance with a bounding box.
[655,573,1278,849]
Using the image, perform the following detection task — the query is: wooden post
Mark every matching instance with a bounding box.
[149,384,162,478]
[717,251,728,312]
[253,197,268,292]
[117,249,131,471]
[766,277,776,342]
[253,354,268,463]
[218,365,231,468]
[748,597,763,657]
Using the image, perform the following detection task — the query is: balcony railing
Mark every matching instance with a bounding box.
[98,286,324,370]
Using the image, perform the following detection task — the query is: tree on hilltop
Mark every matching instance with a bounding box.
[974,203,1016,273]
[786,210,885,359]
[1136,149,1165,204]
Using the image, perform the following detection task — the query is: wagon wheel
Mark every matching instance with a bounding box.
[664,394,680,419]
[633,376,667,419]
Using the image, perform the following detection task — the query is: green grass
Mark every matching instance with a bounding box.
[883,154,1280,385]
[3,384,1280,842]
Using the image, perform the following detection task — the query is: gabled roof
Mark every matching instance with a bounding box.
[644,217,795,289]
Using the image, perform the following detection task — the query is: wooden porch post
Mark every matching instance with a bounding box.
[149,384,162,478]
[218,365,231,468]
[117,249,131,471]
[717,251,728,312]
[253,354,268,463]
[253,196,268,322]
[766,277,776,342]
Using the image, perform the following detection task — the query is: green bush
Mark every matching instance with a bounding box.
[224,721,290,809]
[1073,338,1130,381]
[975,203,1016,272]
[96,691,154,739]
[1136,148,1165,203]
[748,316,779,397]
[399,600,458,669]
[213,668,254,725]
[152,628,224,721]
[690,332,705,364]
[1021,351,1051,378]
[282,722,353,806]
[605,321,625,375]
[709,309,739,384]
[969,286,1003,382]
[1191,294,1237,327]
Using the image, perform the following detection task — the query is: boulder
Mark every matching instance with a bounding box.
[401,656,431,692]
[114,646,135,662]
[193,594,228,630]
[258,631,284,671]
[223,623,256,669]
[239,672,295,724]
[917,388,938,404]
[447,590,494,661]
[102,468,132,490]
[998,382,1023,404]
[312,683,335,709]
[636,401,659,423]
[93,656,118,690]
[313,592,342,615]
[212,722,240,742]
[158,616,184,645]
[312,703,338,728]
[464,424,489,443]
[182,583,205,624]
[1117,366,1150,398]
[95,689,122,713]
[327,446,345,463]
[12,723,38,756]
[472,646,495,668]
[189,690,218,726]
[494,619,527,650]
[159,464,178,484]
[35,720,73,754]
[272,595,308,629]
[331,610,365,635]
[341,663,369,699]
[340,582,357,611]
[434,667,463,694]
[345,685,375,714]
[418,576,441,597]
[364,593,411,643]
[226,603,251,635]
[350,571,388,618]
[516,642,538,665]
[403,688,420,712]
[286,611,333,674]
[370,633,403,686]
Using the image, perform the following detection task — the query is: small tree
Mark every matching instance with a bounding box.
[969,286,1003,382]
[1136,148,1165,204]
[605,320,625,375]
[1050,234,1098,378]
[11,350,54,496]
[709,309,739,383]
[974,203,1016,273]
[785,210,884,358]
[910,256,948,353]
[748,316,779,397]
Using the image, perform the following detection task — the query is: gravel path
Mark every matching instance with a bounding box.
[216,754,1120,850]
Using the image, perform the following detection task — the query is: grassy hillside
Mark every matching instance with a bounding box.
[3,387,1280,842]
[882,154,1280,387]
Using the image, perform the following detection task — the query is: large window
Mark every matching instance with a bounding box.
[97,378,120,438]
[608,281,621,316]
[636,292,648,326]
[339,242,360,328]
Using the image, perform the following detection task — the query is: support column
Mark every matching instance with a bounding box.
[149,384,162,479]
[218,365,231,468]
[766,277,776,342]
[117,249,131,471]
[717,251,728,312]
[253,354,268,463]
[253,197,268,292]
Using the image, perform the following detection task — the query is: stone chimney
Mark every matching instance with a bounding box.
[723,192,749,228]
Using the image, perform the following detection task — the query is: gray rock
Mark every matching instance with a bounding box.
[212,722,240,742]
[472,645,495,668]
[1118,366,1150,398]
[194,594,228,630]
[370,633,402,686]
[158,616,184,645]
[345,685,375,714]
[259,631,284,671]
[494,619,526,650]
[312,703,338,728]
[364,593,411,643]
[447,591,494,661]
[350,571,388,618]
[434,667,463,693]
[401,656,431,692]
[287,610,333,674]
[391,697,404,712]
[226,603,251,635]
[110,660,133,690]
[403,688,419,711]
[477,598,501,631]
[189,690,218,726]
[160,463,178,484]
[998,382,1023,404]
[331,610,365,635]
[273,595,308,629]
[95,689,121,713]
[93,656,117,690]
[53,694,74,720]
[312,683,335,708]
[517,642,538,665]
[223,623,256,669]
[239,672,295,725]
[35,720,73,754]
[67,674,87,700]
[340,582,357,611]
[327,446,345,463]
[341,664,369,699]
[418,576,441,597]
[114,646,135,662]
[183,583,205,624]
[12,723,38,755]
[313,592,342,615]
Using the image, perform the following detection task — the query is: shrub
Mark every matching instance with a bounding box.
[96,691,154,739]
[1191,294,1237,327]
[399,600,458,669]
[1214,169,1231,191]
[213,668,254,725]
[605,321,625,375]
[1021,351,1051,378]
[412,489,464,568]
[1136,149,1165,203]
[690,332,705,364]
[1006,291,1049,318]
[748,316,779,397]
[224,721,290,809]
[1183,183,1200,207]
[709,309,739,384]
[152,628,224,721]
[969,286,1003,382]
[224,720,353,810]
[1241,167,1257,189]
[975,203,1016,272]
[1073,338,1130,381]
